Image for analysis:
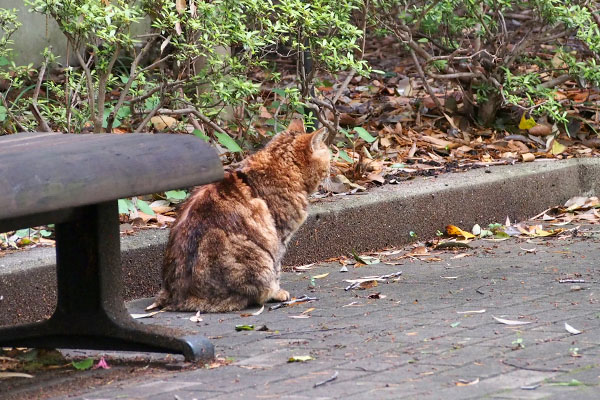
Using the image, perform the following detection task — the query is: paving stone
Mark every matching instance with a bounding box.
[12,232,600,400]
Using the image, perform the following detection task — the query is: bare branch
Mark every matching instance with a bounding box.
[30,53,52,132]
[157,107,228,135]
[409,49,443,111]
[107,35,159,132]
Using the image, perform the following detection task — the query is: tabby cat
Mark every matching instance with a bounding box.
[153,120,330,312]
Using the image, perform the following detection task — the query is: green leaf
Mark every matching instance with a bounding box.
[0,105,7,122]
[118,199,133,215]
[272,88,287,97]
[338,150,353,163]
[117,105,131,119]
[354,127,376,143]
[235,324,254,331]
[15,229,30,238]
[214,132,243,153]
[39,229,52,237]
[351,250,380,265]
[165,190,187,201]
[72,358,94,370]
[451,321,461,328]
[136,199,155,216]
[192,129,210,142]
[288,355,314,362]
[0,57,9,67]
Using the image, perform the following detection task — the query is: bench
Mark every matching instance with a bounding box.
[0,132,223,361]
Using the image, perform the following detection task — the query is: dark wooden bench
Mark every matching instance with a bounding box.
[0,132,223,361]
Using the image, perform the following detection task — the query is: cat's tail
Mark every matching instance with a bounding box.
[149,290,251,312]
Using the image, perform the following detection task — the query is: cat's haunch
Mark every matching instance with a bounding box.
[154,120,330,312]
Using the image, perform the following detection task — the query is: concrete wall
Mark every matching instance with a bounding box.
[4,1,70,66]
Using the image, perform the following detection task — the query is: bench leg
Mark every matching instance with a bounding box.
[0,202,213,362]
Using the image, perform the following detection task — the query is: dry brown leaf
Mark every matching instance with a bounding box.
[528,124,552,136]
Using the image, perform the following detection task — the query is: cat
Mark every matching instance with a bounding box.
[153,119,330,312]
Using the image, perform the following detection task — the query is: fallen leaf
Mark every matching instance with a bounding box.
[312,273,330,279]
[456,377,480,386]
[314,370,339,388]
[131,310,162,319]
[457,309,486,314]
[190,311,203,322]
[519,112,536,130]
[492,315,533,325]
[235,325,254,331]
[352,250,380,265]
[288,355,314,363]
[289,315,310,319]
[564,322,582,335]
[293,263,315,272]
[359,280,378,289]
[528,124,552,136]
[549,379,584,386]
[0,372,34,379]
[446,225,475,239]
[72,358,94,370]
[551,140,567,155]
[151,115,177,131]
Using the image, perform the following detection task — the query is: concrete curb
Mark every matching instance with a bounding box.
[1,158,599,326]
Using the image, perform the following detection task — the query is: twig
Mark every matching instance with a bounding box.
[314,371,339,388]
[67,33,96,128]
[333,71,355,104]
[409,49,443,111]
[156,108,228,135]
[107,35,159,132]
[134,98,164,133]
[30,53,52,132]
[269,295,318,311]
[501,359,567,373]
[541,74,571,88]
[307,98,339,144]
[0,94,28,132]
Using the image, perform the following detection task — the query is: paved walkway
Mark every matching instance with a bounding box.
[54,229,600,400]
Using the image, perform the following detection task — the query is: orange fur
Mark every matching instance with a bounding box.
[155,121,330,312]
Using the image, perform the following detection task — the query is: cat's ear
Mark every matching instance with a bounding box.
[310,127,328,151]
[287,118,305,134]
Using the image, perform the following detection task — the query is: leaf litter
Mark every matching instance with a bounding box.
[344,271,403,291]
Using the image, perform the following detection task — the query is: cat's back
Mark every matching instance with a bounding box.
[171,170,274,236]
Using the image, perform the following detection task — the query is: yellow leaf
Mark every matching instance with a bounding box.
[551,140,567,155]
[312,273,329,279]
[446,225,475,239]
[518,112,536,130]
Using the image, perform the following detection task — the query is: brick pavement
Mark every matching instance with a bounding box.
[57,230,600,400]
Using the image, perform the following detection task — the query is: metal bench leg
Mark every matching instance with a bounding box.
[0,201,213,362]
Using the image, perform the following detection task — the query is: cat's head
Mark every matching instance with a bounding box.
[246,119,330,194]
